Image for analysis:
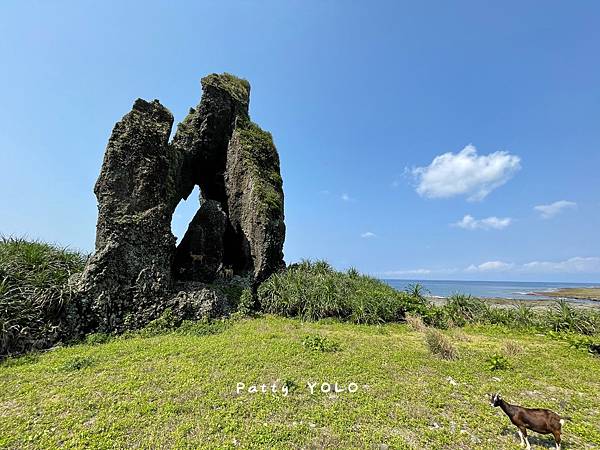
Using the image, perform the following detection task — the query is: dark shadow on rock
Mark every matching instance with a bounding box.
[173,199,227,282]
[76,73,285,332]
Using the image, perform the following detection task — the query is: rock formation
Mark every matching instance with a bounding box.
[173,199,227,282]
[76,73,285,332]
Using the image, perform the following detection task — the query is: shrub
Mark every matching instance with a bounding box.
[406,314,427,332]
[548,331,600,356]
[405,283,429,302]
[514,304,536,328]
[301,334,340,353]
[421,305,450,329]
[232,288,254,318]
[419,295,600,339]
[502,340,523,356]
[487,353,510,371]
[61,356,94,371]
[565,333,594,350]
[139,308,179,337]
[258,261,600,340]
[177,318,230,336]
[84,332,112,345]
[443,295,490,327]
[544,300,599,335]
[0,237,87,356]
[282,378,299,393]
[258,260,426,324]
[484,307,518,327]
[424,329,458,360]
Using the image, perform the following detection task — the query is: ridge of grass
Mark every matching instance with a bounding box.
[258,260,427,324]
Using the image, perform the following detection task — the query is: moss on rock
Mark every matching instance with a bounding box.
[235,120,284,216]
[201,73,250,106]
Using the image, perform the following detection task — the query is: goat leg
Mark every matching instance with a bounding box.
[553,429,561,450]
[517,428,526,447]
[520,427,531,450]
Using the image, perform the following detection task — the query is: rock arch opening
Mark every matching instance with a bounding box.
[76,73,285,331]
[171,185,201,244]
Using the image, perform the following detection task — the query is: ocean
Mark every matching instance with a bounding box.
[382,279,599,300]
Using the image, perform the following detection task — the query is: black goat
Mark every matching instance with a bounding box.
[490,393,570,449]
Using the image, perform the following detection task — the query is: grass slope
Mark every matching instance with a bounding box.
[1,316,599,449]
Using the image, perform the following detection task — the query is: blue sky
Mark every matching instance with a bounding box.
[1,1,599,282]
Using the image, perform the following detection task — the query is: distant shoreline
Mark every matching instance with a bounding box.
[384,278,600,285]
[384,279,600,307]
[426,295,600,310]
[529,287,600,302]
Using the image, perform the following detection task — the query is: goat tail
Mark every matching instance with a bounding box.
[560,416,573,425]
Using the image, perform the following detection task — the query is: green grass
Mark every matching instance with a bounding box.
[2,246,599,448]
[259,260,426,324]
[425,295,600,336]
[0,237,87,355]
[1,315,599,449]
[257,261,600,338]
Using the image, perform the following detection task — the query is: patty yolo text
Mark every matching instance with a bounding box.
[236,381,359,397]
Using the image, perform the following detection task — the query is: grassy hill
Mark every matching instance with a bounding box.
[1,315,599,449]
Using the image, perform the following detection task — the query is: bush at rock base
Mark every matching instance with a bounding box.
[0,237,87,356]
[258,260,428,323]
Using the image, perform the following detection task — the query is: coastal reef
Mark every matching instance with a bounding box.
[75,73,285,332]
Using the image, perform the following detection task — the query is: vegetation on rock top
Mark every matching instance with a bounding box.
[201,72,251,105]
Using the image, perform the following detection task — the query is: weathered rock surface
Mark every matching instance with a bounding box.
[172,74,285,284]
[173,199,227,282]
[167,282,231,320]
[76,99,178,331]
[76,74,285,331]
[225,120,285,283]
[171,74,250,203]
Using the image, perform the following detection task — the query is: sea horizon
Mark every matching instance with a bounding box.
[382,278,600,285]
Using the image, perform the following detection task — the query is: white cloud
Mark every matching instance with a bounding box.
[467,258,600,274]
[411,144,521,201]
[383,256,600,278]
[453,214,512,230]
[522,257,600,274]
[466,261,514,272]
[381,267,459,277]
[361,231,377,238]
[534,200,577,219]
[382,268,433,276]
[341,193,355,202]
